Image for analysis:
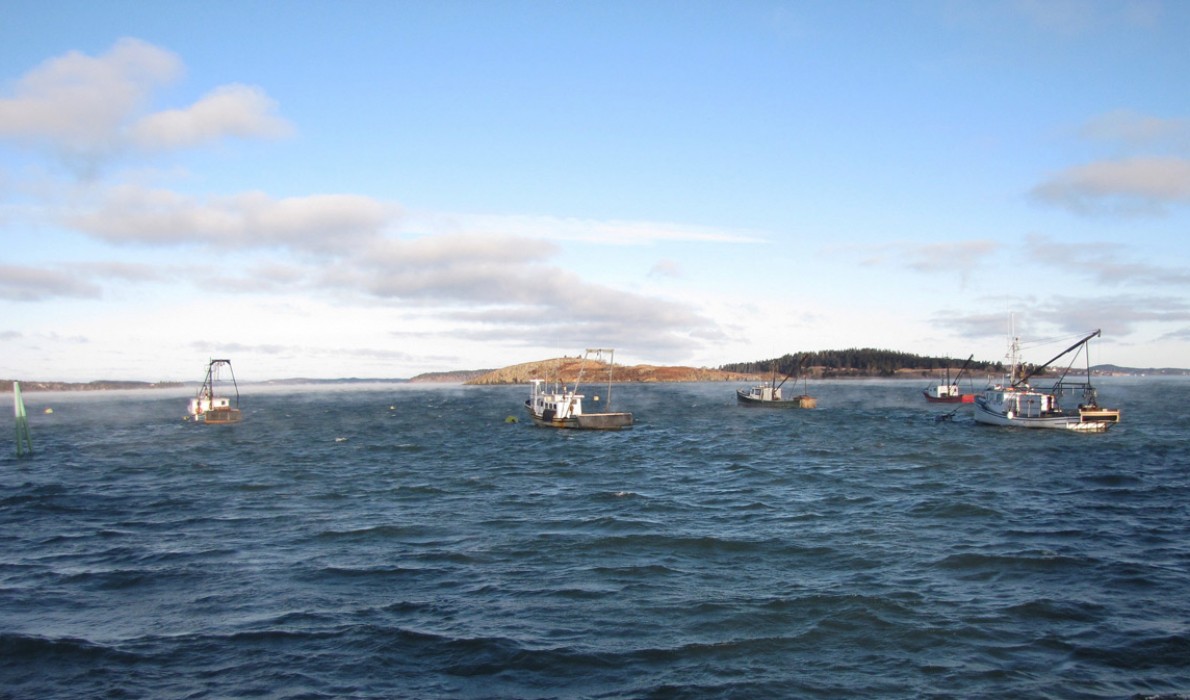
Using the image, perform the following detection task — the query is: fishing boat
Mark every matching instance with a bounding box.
[737,357,817,408]
[186,359,242,424]
[922,354,976,403]
[524,348,634,430]
[973,329,1120,432]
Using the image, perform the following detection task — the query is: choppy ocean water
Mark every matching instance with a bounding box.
[1,378,1188,699]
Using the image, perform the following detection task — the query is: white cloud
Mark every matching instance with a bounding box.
[129,84,293,149]
[1080,110,1190,152]
[0,264,103,301]
[1031,156,1190,215]
[0,38,291,174]
[0,38,179,151]
[407,211,767,245]
[65,185,395,252]
[1024,233,1190,287]
[648,259,683,278]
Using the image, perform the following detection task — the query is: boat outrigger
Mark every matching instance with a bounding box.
[737,356,817,408]
[973,329,1120,432]
[923,354,976,404]
[187,359,242,424]
[525,348,634,430]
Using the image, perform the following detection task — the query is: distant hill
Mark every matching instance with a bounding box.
[1091,364,1190,376]
[409,369,494,383]
[1,380,183,392]
[466,357,759,385]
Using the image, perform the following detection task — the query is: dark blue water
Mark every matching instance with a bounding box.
[2,379,1188,699]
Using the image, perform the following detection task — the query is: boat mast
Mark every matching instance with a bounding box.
[1014,330,1101,388]
[585,348,616,410]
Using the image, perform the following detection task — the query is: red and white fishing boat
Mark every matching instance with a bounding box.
[922,354,976,404]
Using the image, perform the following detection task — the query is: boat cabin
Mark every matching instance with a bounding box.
[985,388,1057,418]
[927,384,962,400]
[528,379,584,420]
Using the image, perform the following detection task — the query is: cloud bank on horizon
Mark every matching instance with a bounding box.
[1,3,1188,381]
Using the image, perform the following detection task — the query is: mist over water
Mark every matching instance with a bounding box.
[2,379,1188,698]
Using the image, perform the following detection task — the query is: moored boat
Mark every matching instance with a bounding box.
[524,349,633,430]
[187,359,242,424]
[736,357,816,408]
[973,329,1119,432]
[923,354,976,404]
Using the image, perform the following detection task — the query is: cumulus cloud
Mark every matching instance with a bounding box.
[1028,294,1190,337]
[829,239,1000,285]
[312,232,720,355]
[65,185,394,252]
[0,264,103,301]
[129,84,293,149]
[1024,233,1190,287]
[902,240,1000,274]
[413,211,766,245]
[649,259,683,278]
[0,39,179,151]
[0,38,291,173]
[933,296,1190,345]
[1031,156,1190,215]
[1081,110,1190,151]
[1034,109,1190,216]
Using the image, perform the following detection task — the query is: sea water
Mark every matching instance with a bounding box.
[1,379,1187,699]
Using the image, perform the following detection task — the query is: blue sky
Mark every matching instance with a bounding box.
[2,0,1188,381]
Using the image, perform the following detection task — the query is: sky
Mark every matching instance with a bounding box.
[2,0,1189,382]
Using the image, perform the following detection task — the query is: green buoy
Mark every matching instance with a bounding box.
[14,381,32,457]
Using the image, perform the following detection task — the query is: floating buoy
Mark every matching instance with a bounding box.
[44,407,53,414]
[505,415,518,423]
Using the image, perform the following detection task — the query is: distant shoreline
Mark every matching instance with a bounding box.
[3,365,1184,392]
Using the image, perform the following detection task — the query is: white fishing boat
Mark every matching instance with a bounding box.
[737,357,817,408]
[973,329,1120,432]
[186,359,242,424]
[524,349,633,430]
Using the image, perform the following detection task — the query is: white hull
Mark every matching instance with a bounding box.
[973,397,1105,432]
[973,392,1115,432]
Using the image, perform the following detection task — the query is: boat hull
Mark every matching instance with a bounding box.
[736,390,816,408]
[194,408,242,425]
[524,403,633,430]
[922,391,975,404]
[973,397,1107,432]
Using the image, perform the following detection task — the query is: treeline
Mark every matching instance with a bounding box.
[720,349,1002,378]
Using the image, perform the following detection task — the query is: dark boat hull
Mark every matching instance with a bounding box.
[736,390,817,408]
